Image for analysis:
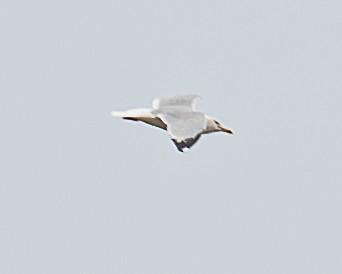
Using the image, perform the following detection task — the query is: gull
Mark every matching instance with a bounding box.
[111,94,234,152]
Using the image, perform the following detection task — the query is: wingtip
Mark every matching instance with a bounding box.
[188,93,202,100]
[111,111,125,117]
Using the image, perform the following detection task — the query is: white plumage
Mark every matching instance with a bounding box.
[111,94,233,152]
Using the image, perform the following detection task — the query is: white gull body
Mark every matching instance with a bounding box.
[111,94,233,152]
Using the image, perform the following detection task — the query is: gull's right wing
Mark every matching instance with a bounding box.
[152,94,201,111]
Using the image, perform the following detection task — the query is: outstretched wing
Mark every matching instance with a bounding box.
[158,111,207,152]
[111,108,167,130]
[152,94,201,111]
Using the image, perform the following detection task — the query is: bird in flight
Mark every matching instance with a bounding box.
[111,94,234,152]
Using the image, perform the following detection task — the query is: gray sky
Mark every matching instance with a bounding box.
[1,0,341,273]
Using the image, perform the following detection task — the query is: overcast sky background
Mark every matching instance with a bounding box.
[1,1,341,273]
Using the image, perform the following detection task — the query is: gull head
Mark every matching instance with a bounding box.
[205,116,234,134]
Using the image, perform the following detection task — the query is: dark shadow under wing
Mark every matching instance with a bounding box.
[171,134,202,152]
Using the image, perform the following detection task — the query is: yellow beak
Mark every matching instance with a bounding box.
[220,126,234,134]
